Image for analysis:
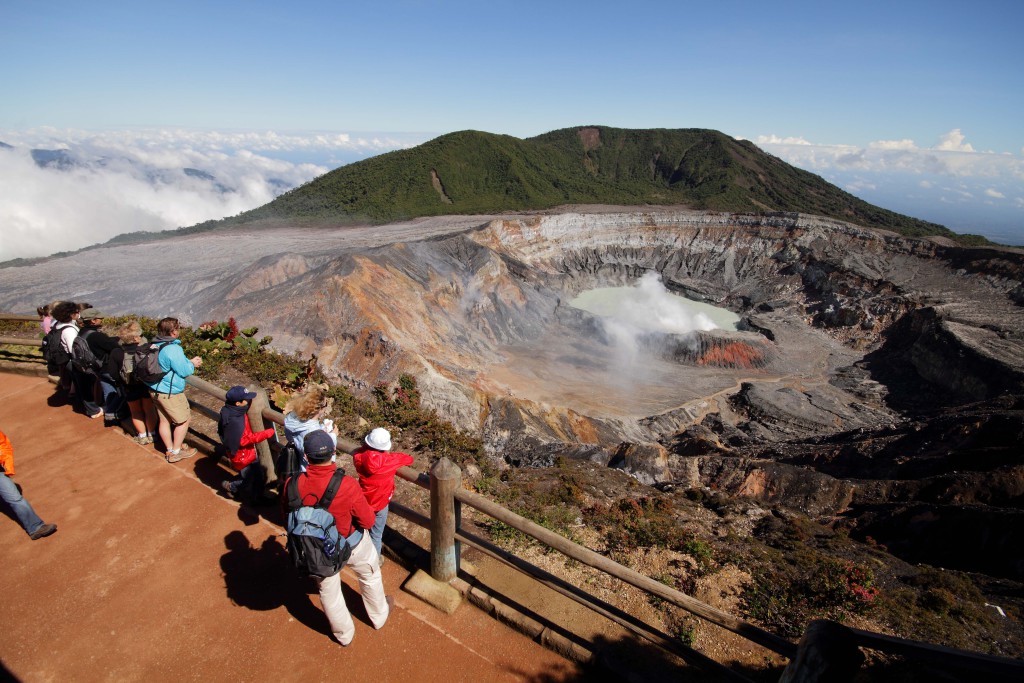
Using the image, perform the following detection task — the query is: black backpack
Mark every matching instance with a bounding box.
[132,341,170,384]
[70,329,103,375]
[275,442,303,484]
[41,324,72,374]
[285,470,352,578]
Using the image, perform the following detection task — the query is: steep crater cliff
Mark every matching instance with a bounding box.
[205,210,1024,577]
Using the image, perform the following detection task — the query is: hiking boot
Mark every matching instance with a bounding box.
[30,523,57,540]
[165,447,196,463]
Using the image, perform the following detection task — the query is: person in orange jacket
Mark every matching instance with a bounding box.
[0,428,57,540]
[217,386,276,503]
[352,427,413,558]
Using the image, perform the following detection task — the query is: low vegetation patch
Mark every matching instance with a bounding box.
[5,311,1022,665]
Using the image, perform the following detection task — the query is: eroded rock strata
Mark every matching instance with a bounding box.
[214,210,1024,576]
[3,208,1022,576]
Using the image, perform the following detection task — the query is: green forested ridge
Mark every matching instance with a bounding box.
[233,125,957,239]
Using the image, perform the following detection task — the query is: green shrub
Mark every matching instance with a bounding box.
[742,553,878,637]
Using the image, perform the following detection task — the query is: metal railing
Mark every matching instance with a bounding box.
[3,312,1023,682]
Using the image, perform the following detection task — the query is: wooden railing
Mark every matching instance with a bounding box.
[0,313,42,348]
[3,312,1023,681]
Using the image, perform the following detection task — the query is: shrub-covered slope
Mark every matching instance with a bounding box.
[237,126,954,239]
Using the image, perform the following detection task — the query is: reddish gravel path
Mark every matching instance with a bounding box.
[0,372,579,682]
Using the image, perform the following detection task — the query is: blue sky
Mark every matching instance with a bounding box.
[1,0,1022,258]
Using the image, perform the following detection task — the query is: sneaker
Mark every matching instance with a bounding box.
[221,480,237,499]
[30,523,57,540]
[166,446,197,463]
[165,450,184,463]
[132,435,148,445]
[143,435,155,445]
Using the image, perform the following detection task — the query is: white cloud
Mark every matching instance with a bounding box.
[845,180,877,192]
[935,128,975,152]
[755,129,1024,244]
[756,129,1023,180]
[0,127,426,260]
[754,134,812,146]
[869,139,918,151]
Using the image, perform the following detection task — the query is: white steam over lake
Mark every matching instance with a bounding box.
[570,272,739,352]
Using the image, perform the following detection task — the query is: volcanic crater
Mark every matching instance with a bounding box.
[3,207,1024,578]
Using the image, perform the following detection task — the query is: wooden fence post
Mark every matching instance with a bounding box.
[429,457,462,582]
[247,386,277,492]
[778,619,864,683]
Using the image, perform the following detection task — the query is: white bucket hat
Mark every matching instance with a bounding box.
[365,427,392,451]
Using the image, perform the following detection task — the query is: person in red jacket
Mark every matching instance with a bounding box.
[352,427,413,559]
[217,386,276,503]
[0,428,57,540]
[288,429,392,646]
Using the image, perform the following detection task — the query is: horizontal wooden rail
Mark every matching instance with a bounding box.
[0,336,40,347]
[453,477,795,657]
[847,626,1024,677]
[390,499,756,683]
[0,314,38,323]
[3,312,1008,680]
[393,464,794,658]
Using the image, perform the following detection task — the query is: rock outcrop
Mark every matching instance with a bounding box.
[4,207,1023,576]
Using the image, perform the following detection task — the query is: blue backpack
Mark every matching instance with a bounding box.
[285,469,352,577]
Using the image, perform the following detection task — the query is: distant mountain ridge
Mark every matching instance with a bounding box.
[234,126,958,240]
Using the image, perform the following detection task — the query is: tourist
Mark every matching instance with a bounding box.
[283,383,337,468]
[0,428,57,540]
[108,321,158,444]
[51,300,102,417]
[79,308,124,425]
[147,317,203,463]
[37,304,52,335]
[286,429,390,646]
[218,385,276,502]
[352,427,413,559]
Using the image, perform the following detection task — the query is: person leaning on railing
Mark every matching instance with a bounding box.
[146,317,203,464]
[288,429,392,646]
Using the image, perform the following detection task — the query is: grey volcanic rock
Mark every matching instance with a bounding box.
[4,207,1024,578]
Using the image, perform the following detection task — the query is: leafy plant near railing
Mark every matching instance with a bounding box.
[741,551,879,638]
[343,374,487,467]
[585,496,716,568]
[877,566,1002,653]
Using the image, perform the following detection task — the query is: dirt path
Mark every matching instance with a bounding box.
[0,372,579,683]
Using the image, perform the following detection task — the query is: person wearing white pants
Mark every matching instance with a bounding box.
[316,531,390,645]
[290,429,392,646]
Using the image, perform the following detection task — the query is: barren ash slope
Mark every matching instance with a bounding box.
[3,126,1024,593]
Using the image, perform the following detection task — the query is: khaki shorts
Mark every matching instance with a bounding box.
[152,391,191,425]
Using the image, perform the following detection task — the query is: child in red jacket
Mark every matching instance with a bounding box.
[218,386,276,503]
[352,427,413,559]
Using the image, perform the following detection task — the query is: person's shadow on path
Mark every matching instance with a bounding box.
[219,530,327,633]
[219,530,383,637]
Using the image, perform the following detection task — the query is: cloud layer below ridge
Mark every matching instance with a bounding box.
[0,128,424,261]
